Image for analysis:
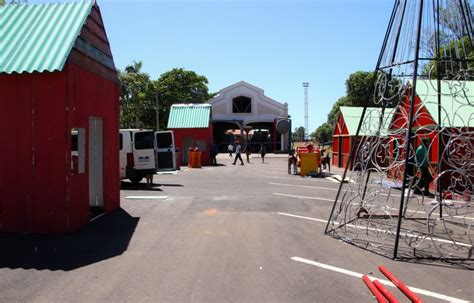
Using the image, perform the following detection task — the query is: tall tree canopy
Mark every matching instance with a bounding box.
[118,61,155,129]
[155,68,214,130]
[311,123,333,145]
[119,65,214,130]
[311,71,377,145]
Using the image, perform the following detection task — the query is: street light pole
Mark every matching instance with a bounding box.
[156,91,160,131]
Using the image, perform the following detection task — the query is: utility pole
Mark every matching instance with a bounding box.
[155,92,160,131]
[303,82,309,141]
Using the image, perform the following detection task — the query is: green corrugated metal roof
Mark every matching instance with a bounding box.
[416,80,473,128]
[0,1,93,74]
[167,104,212,129]
[339,106,395,136]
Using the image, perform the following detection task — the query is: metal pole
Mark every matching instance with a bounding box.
[393,0,425,260]
[155,92,160,131]
[288,119,292,153]
[325,0,400,234]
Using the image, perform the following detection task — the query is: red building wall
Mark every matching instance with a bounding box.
[0,62,120,234]
[172,126,214,166]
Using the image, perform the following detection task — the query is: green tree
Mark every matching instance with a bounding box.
[292,126,305,142]
[312,123,333,145]
[424,36,474,80]
[327,96,351,126]
[345,71,377,107]
[118,61,156,129]
[155,68,213,130]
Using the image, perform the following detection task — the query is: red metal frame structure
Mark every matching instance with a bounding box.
[0,2,120,234]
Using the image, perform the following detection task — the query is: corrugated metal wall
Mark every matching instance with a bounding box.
[0,62,119,234]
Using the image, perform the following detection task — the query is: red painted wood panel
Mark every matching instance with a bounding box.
[0,62,119,234]
[342,137,351,154]
[32,74,52,233]
[50,72,68,233]
[16,75,34,232]
[172,127,213,166]
[0,75,19,231]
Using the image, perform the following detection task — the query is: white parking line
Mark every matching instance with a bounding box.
[291,257,470,303]
[272,183,474,221]
[277,212,327,223]
[126,196,169,200]
[277,212,472,248]
[269,182,338,191]
[272,193,335,202]
[266,176,342,184]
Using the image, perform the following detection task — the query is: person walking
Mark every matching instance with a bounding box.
[415,141,433,196]
[227,143,234,157]
[244,142,252,163]
[145,174,154,187]
[210,141,218,166]
[233,141,244,165]
[259,144,266,163]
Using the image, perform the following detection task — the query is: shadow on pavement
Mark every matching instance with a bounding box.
[120,182,164,191]
[0,208,139,271]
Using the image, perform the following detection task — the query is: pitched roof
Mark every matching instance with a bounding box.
[415,80,473,128]
[339,106,395,136]
[167,104,212,129]
[0,1,93,74]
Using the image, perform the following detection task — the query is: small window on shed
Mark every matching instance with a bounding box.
[232,96,252,113]
[71,128,85,175]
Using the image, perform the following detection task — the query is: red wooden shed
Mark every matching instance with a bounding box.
[332,107,393,169]
[167,104,213,166]
[0,1,120,234]
[388,80,474,193]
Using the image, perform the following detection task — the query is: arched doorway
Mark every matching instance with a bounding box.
[213,121,242,152]
[244,122,276,153]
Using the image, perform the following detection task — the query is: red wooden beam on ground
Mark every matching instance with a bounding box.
[373,280,400,303]
[379,266,422,303]
[362,275,388,303]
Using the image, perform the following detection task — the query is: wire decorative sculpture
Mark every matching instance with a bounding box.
[325,0,473,262]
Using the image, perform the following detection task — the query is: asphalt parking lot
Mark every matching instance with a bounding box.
[0,154,472,303]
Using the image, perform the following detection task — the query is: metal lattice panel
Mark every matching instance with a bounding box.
[326,0,473,262]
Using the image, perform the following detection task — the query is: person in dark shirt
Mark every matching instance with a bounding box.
[415,142,433,196]
[259,144,266,163]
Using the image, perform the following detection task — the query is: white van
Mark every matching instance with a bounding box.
[119,129,156,183]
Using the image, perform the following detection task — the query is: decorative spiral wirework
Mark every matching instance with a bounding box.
[326,0,473,262]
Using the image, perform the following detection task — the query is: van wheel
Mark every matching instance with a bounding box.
[130,176,143,184]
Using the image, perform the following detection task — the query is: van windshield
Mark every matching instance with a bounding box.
[134,131,154,150]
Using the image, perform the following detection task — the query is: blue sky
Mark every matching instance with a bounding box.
[30,0,395,132]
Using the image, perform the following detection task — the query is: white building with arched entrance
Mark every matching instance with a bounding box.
[208,81,290,153]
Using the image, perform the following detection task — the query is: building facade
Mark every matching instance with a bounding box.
[208,81,290,152]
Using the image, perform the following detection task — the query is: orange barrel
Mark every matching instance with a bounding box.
[188,150,194,168]
[195,151,202,168]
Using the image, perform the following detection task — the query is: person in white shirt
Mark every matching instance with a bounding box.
[232,142,244,165]
[227,143,234,157]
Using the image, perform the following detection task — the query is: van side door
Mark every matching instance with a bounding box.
[155,131,175,171]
